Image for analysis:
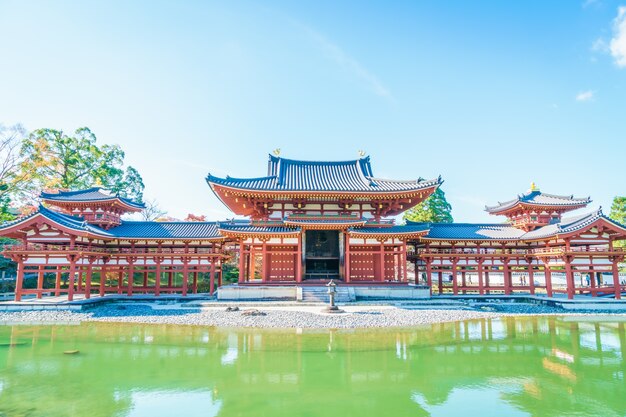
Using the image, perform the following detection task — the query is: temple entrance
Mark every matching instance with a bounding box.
[305,230,340,280]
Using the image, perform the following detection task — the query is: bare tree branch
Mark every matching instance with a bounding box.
[141,199,167,221]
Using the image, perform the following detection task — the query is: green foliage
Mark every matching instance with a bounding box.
[403,188,453,223]
[222,263,240,284]
[18,127,144,202]
[610,196,626,224]
[610,196,626,249]
[0,194,14,222]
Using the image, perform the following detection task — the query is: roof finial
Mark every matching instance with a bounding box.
[530,182,538,191]
[272,148,281,156]
[358,150,366,157]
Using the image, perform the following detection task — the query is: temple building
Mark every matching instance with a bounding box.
[0,155,624,301]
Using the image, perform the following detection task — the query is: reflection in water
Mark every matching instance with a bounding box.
[0,317,625,417]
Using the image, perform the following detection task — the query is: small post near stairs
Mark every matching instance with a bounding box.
[322,280,345,314]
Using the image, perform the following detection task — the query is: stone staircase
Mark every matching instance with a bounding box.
[298,286,356,303]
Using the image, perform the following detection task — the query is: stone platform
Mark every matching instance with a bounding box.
[216,284,431,302]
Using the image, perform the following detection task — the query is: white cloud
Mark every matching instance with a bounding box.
[583,0,600,8]
[576,90,595,102]
[610,6,626,67]
[591,37,609,53]
[296,23,392,100]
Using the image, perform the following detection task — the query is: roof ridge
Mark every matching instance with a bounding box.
[269,155,371,166]
[41,187,103,197]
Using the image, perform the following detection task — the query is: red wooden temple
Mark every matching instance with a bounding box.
[1,155,625,300]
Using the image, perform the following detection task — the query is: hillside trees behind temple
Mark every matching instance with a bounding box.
[403,188,453,223]
[18,127,145,204]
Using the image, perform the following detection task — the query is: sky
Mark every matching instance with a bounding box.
[1,0,625,222]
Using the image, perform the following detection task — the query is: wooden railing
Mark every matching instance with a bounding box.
[532,246,626,256]
[4,243,221,255]
[413,246,625,257]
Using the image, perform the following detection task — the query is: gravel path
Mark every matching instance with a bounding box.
[1,303,624,328]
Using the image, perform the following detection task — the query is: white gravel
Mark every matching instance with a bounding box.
[1,302,622,328]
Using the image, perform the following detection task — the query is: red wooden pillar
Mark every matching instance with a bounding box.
[143,271,148,289]
[55,269,62,297]
[193,271,198,294]
[168,271,173,288]
[67,257,77,302]
[182,258,189,296]
[503,261,511,295]
[238,240,245,284]
[452,261,458,295]
[379,241,385,282]
[210,260,216,295]
[544,265,553,297]
[36,265,44,299]
[612,258,622,300]
[84,263,93,299]
[296,234,302,283]
[564,256,575,300]
[477,261,484,295]
[100,263,107,297]
[528,263,535,295]
[155,259,161,296]
[589,265,596,297]
[218,259,223,287]
[14,257,25,302]
[117,270,123,294]
[127,261,134,296]
[344,233,351,283]
[402,240,408,283]
[261,240,267,283]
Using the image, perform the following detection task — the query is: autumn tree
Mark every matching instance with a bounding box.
[185,214,207,221]
[403,188,453,223]
[18,127,144,202]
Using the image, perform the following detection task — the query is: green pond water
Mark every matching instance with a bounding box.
[0,317,625,417]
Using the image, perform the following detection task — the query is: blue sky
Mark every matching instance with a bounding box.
[1,0,625,222]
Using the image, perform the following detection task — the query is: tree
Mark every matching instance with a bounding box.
[0,124,28,221]
[141,199,167,221]
[185,213,206,221]
[18,127,144,202]
[610,196,626,249]
[610,196,626,225]
[403,188,453,223]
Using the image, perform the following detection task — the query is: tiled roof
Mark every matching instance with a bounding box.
[521,209,618,240]
[485,190,590,214]
[218,222,300,234]
[409,221,526,240]
[410,209,626,241]
[348,224,430,235]
[109,221,222,240]
[0,206,114,237]
[284,218,367,226]
[0,207,222,240]
[40,187,145,209]
[207,154,441,193]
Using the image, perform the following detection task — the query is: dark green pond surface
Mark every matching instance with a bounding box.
[0,317,625,417]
